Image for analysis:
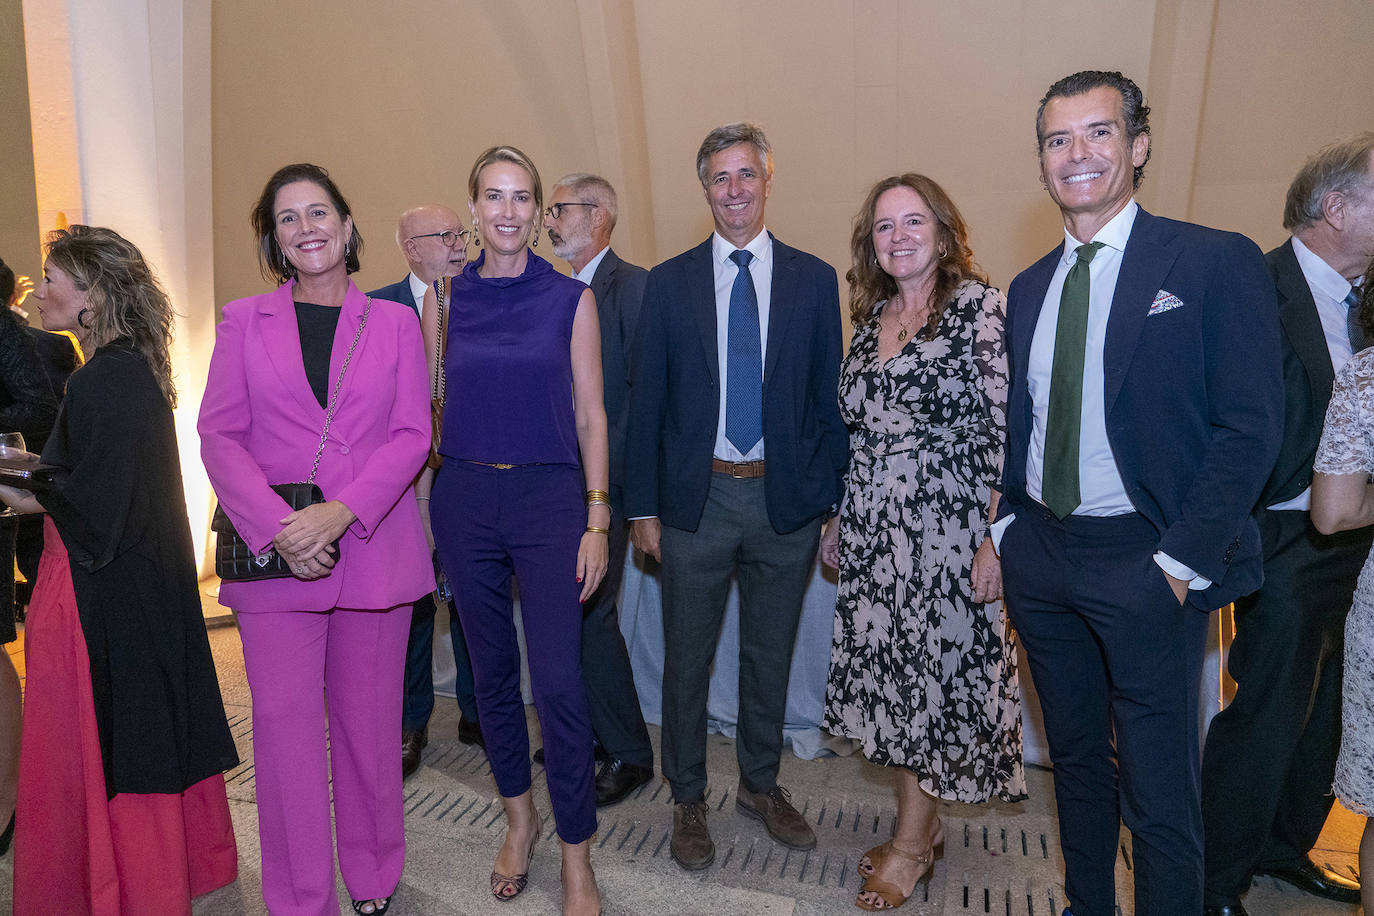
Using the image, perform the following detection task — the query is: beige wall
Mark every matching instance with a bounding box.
[208,0,1373,323]
[0,0,40,288]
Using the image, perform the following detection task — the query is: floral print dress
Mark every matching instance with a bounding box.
[824,279,1025,803]
[1316,348,1374,815]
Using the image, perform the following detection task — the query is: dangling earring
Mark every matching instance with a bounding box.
[531,225,540,249]
[279,246,291,274]
[345,238,353,258]
[472,219,482,248]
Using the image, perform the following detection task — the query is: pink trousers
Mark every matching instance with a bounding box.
[238,605,409,916]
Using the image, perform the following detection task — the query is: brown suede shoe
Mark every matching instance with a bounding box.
[670,801,715,870]
[736,784,816,850]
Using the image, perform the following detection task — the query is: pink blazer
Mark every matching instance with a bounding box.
[198,280,432,612]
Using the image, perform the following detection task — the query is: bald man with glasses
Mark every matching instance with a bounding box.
[369,204,482,780]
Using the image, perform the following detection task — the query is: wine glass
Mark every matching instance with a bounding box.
[0,432,25,459]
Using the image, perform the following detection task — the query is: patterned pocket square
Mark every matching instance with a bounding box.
[1149,290,1184,316]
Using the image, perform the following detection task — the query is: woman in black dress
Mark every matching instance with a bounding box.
[0,226,239,915]
[0,257,58,856]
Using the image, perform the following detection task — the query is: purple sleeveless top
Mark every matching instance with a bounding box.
[440,251,585,465]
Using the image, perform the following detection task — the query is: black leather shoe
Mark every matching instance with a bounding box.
[594,757,653,807]
[401,726,428,780]
[534,744,607,766]
[457,716,484,748]
[1202,904,1248,916]
[1256,858,1360,903]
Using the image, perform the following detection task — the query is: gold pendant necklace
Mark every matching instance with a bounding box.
[891,296,919,342]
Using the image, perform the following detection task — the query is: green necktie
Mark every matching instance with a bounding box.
[1042,241,1104,518]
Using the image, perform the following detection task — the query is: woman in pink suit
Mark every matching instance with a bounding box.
[199,163,431,916]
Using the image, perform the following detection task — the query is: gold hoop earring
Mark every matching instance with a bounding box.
[937,244,948,260]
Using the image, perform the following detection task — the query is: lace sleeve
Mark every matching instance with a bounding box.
[1315,349,1374,477]
[971,282,1009,479]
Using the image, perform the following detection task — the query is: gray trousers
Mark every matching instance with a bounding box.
[581,509,653,768]
[659,473,821,802]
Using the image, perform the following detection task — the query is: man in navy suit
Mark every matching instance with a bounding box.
[1201,134,1374,915]
[626,123,847,870]
[368,204,481,779]
[992,72,1282,916]
[543,172,655,807]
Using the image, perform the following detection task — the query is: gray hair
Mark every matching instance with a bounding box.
[552,173,619,231]
[695,123,773,187]
[1283,132,1374,231]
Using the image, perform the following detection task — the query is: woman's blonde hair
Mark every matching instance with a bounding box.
[468,145,544,247]
[44,225,177,406]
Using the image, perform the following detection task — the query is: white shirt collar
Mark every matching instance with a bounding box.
[406,272,428,305]
[1060,199,1138,266]
[573,246,611,285]
[712,227,771,266]
[1291,235,1356,304]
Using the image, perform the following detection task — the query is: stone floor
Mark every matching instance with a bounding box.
[0,612,1364,915]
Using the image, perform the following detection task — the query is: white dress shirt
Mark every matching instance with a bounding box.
[712,229,772,462]
[1267,235,1362,511]
[573,246,610,286]
[1025,201,1138,515]
[992,200,1206,587]
[406,272,428,313]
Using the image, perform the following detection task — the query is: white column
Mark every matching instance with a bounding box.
[24,0,217,570]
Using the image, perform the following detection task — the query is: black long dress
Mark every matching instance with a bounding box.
[0,308,58,642]
[38,339,238,796]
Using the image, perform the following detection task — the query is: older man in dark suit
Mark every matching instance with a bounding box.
[1201,133,1374,915]
[368,204,480,779]
[993,72,1283,916]
[543,172,655,807]
[626,123,848,870]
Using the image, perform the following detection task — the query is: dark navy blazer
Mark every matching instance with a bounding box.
[625,235,848,535]
[367,275,419,317]
[999,208,1284,609]
[588,249,648,507]
[1259,239,1339,507]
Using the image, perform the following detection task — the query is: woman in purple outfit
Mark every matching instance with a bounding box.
[428,145,608,916]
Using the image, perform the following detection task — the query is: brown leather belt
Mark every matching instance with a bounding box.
[711,458,766,478]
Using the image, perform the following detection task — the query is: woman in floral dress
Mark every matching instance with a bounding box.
[821,173,1025,910]
[1311,271,1374,916]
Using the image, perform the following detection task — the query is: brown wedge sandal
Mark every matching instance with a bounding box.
[854,832,943,911]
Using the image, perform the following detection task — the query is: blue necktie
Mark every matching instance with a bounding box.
[1346,287,1368,353]
[726,249,763,454]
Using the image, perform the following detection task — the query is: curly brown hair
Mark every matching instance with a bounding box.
[44,225,177,406]
[846,174,986,332]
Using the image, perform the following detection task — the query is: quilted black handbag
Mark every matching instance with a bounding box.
[211,298,373,581]
[212,483,329,580]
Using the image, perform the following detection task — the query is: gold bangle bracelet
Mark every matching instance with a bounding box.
[585,525,610,534]
[585,489,610,504]
[587,498,611,509]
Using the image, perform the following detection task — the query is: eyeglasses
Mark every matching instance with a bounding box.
[543,202,597,220]
[408,229,470,247]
